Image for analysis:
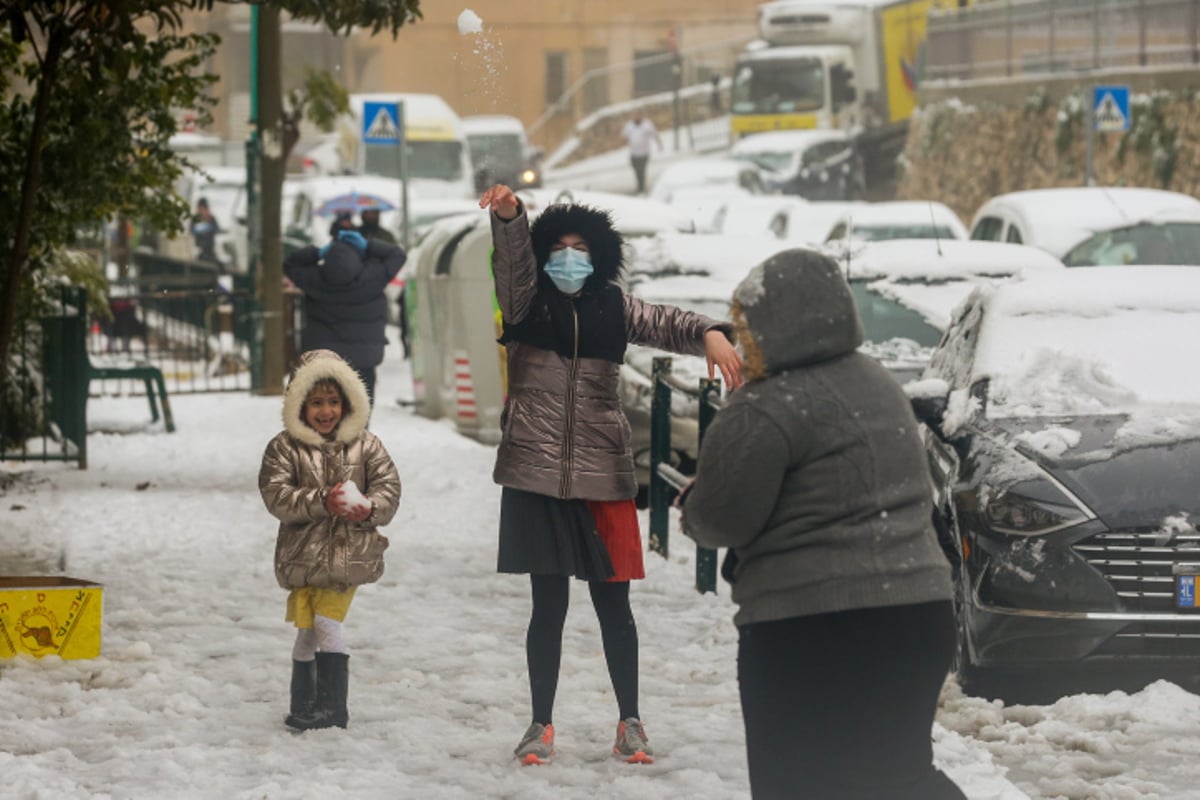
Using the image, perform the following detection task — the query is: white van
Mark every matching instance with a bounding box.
[341,93,475,200]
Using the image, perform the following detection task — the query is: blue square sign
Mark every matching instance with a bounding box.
[362,101,401,144]
[1178,574,1196,608]
[1093,85,1130,133]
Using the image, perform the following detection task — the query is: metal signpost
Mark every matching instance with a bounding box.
[361,101,410,249]
[1086,84,1131,186]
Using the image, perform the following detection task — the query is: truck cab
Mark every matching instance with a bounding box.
[731,43,859,137]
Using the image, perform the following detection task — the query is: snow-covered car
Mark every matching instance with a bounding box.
[730,129,865,201]
[517,188,696,237]
[834,238,1066,384]
[711,195,809,238]
[778,200,867,244]
[463,114,543,192]
[824,201,969,243]
[648,157,770,231]
[969,186,1200,266]
[910,266,1200,695]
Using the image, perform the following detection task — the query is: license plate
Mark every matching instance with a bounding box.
[1177,575,1197,609]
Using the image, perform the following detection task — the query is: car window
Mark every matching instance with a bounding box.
[739,170,766,194]
[826,222,848,240]
[1061,222,1200,266]
[851,283,943,348]
[1005,225,1024,244]
[849,225,959,242]
[970,216,1004,241]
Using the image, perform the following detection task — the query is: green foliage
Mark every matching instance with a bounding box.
[291,67,351,132]
[272,0,424,36]
[1117,91,1179,189]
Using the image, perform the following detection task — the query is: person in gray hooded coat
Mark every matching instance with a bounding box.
[680,249,965,799]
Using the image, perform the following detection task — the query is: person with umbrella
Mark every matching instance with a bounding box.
[285,210,406,405]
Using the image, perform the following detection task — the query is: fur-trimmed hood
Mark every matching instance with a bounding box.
[529,203,624,291]
[282,349,371,446]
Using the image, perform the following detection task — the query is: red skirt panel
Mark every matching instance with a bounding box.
[586,499,646,582]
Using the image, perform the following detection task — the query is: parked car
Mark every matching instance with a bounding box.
[833,238,1065,384]
[649,157,770,232]
[463,114,543,192]
[711,195,809,238]
[910,266,1200,696]
[824,201,969,243]
[778,200,867,244]
[969,186,1200,266]
[730,129,865,200]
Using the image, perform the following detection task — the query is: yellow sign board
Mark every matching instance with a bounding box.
[881,0,961,123]
[0,577,103,660]
[731,113,820,137]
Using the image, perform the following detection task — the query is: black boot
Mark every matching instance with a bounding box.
[284,659,317,730]
[288,652,349,730]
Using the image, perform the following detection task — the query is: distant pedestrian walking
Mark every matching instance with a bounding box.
[190,198,220,264]
[620,110,661,195]
[680,249,966,800]
[478,182,743,767]
[259,349,401,731]
[284,227,405,404]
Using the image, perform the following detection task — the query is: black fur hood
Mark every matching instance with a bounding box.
[528,203,624,291]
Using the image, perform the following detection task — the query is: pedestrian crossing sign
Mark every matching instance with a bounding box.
[1093,85,1130,133]
[362,101,401,144]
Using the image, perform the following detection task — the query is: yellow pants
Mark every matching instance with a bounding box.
[286,586,357,628]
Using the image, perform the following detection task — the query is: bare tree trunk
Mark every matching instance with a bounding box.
[0,25,66,407]
[257,6,285,394]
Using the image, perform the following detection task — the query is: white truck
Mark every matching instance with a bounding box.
[731,0,961,184]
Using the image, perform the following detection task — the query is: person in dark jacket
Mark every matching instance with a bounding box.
[479,183,743,767]
[357,206,408,359]
[679,249,966,800]
[283,228,405,404]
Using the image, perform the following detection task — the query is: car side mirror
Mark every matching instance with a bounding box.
[905,378,950,431]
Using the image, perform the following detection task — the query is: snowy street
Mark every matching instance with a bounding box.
[3,351,1200,799]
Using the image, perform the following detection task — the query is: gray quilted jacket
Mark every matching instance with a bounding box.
[259,350,401,590]
[491,207,729,501]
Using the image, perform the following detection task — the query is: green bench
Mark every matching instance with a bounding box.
[86,357,176,433]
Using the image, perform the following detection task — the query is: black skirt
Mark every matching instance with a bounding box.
[498,488,615,582]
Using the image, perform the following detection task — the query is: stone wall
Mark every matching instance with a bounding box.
[897,84,1200,225]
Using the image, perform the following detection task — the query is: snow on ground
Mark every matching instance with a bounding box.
[3,347,1200,799]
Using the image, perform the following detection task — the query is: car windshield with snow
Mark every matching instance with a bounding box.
[910,266,1200,693]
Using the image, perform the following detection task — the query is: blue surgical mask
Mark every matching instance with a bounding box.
[545,247,594,294]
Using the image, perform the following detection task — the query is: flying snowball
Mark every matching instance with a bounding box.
[457,9,483,34]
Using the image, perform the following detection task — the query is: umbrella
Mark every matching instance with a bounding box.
[315,192,397,217]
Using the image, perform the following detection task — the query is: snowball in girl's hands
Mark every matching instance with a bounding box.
[338,480,373,514]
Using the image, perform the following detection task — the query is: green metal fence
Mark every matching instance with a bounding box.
[648,355,722,594]
[1,286,89,468]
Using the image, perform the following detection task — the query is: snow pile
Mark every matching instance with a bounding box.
[1014,426,1083,459]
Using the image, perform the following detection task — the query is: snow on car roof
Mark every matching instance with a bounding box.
[837,239,1065,280]
[731,129,850,153]
[972,266,1200,415]
[974,187,1200,257]
[628,232,795,283]
[837,201,968,232]
[782,201,868,244]
[462,115,526,135]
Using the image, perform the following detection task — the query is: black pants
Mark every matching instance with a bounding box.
[630,155,649,194]
[352,365,376,407]
[737,601,966,800]
[527,575,639,724]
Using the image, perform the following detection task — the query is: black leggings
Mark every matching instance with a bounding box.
[527,575,639,724]
[737,601,966,800]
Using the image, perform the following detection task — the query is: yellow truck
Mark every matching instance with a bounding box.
[731,0,964,178]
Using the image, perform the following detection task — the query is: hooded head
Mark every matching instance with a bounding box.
[732,248,864,381]
[282,349,371,446]
[528,203,624,292]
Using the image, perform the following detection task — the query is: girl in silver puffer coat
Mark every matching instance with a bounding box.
[259,349,401,731]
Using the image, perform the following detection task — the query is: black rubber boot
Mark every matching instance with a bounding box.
[284,659,317,730]
[288,652,349,730]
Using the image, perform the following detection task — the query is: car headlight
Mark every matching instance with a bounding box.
[520,169,538,185]
[984,473,1094,536]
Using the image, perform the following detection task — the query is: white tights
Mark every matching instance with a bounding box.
[292,614,348,661]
